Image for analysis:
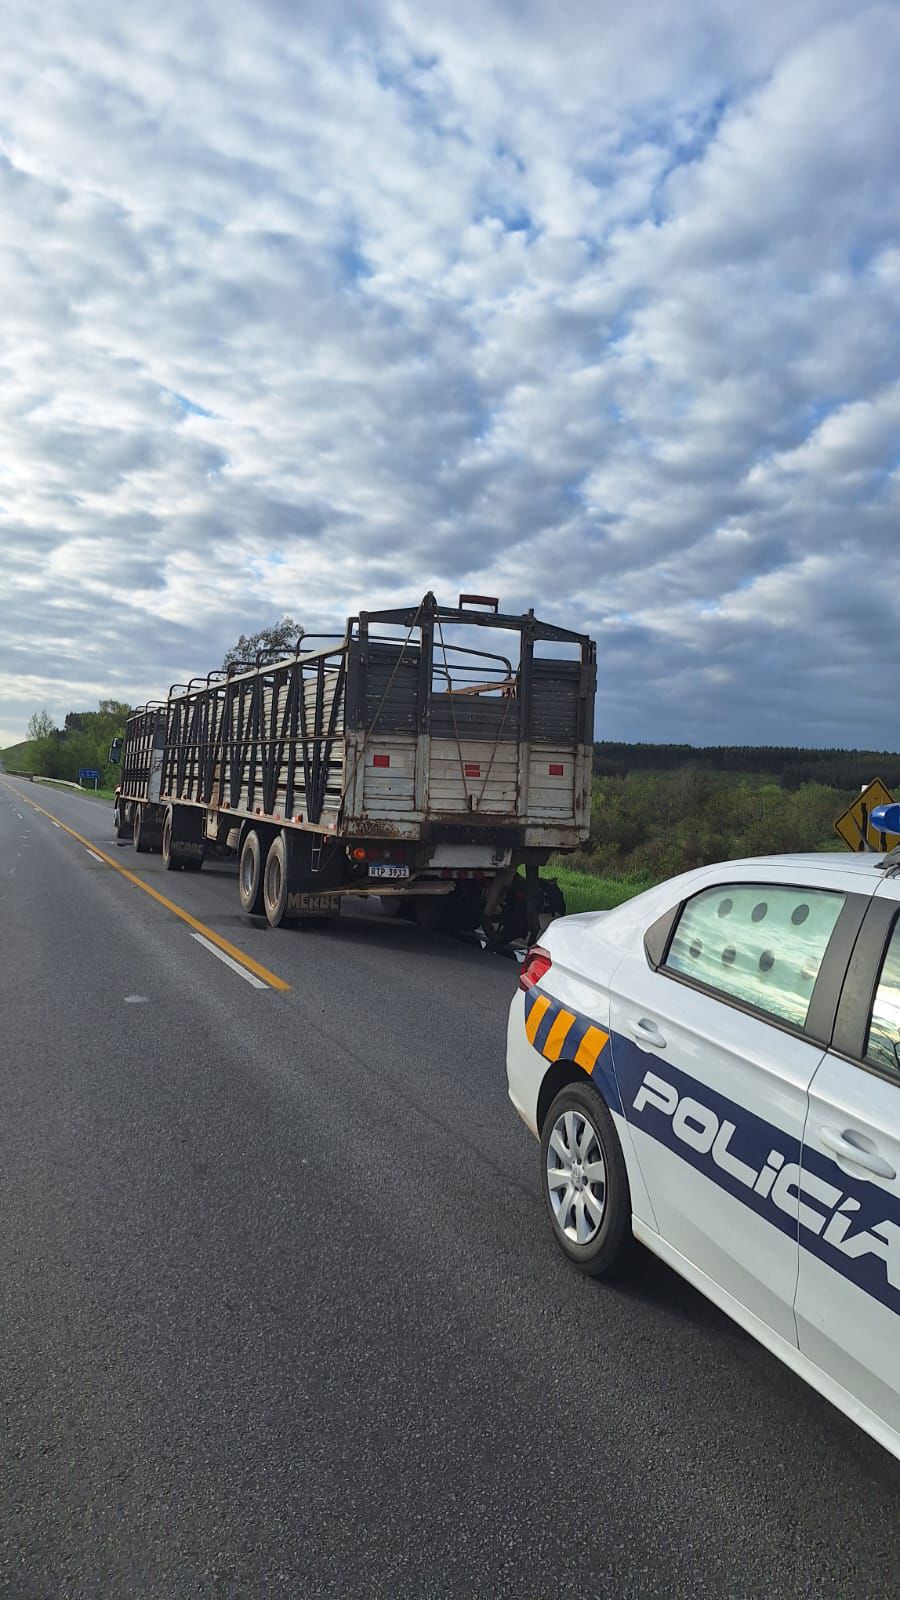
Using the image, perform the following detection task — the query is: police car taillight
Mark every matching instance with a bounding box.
[519,946,551,992]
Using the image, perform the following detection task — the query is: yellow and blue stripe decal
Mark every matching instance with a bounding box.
[523,986,622,1112]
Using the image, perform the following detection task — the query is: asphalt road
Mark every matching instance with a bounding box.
[2,775,898,1600]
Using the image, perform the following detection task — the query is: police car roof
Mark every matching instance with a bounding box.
[730,851,890,879]
[548,850,896,956]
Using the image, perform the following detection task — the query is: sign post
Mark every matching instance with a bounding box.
[78,767,101,791]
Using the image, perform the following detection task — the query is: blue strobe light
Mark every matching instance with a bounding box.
[869,803,900,836]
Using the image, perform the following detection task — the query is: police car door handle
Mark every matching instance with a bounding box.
[627,1018,667,1049]
[818,1127,896,1181]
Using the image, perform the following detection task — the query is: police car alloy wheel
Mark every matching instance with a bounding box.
[546,1107,606,1243]
[540,1081,635,1276]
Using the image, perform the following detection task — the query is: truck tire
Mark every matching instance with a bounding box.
[442,881,486,934]
[162,807,206,873]
[414,884,483,935]
[414,895,445,932]
[262,830,341,927]
[161,809,178,870]
[239,829,267,916]
[133,805,151,854]
[540,1080,637,1278]
[263,833,294,928]
[114,799,131,841]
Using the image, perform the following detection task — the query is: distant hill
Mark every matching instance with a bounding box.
[0,739,36,771]
[2,701,131,786]
[594,742,900,790]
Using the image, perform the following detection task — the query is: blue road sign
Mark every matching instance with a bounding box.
[79,768,100,781]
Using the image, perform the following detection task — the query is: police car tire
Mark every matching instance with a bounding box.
[540,1080,637,1277]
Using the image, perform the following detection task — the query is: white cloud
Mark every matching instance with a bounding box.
[1,0,898,750]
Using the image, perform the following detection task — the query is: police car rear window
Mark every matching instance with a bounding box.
[665,883,846,1030]
[866,920,900,1077]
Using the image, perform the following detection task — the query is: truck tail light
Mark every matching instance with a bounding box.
[519,946,552,992]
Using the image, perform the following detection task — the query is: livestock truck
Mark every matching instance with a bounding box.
[110,593,596,944]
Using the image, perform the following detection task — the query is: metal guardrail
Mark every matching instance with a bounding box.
[30,776,90,792]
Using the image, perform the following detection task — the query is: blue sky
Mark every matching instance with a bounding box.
[1,0,899,748]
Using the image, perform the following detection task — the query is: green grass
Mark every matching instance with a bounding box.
[541,863,655,914]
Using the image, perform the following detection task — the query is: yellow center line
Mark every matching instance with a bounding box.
[2,781,291,992]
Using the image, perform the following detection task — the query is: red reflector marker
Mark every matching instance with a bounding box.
[373,754,390,768]
[519,946,552,992]
[464,763,480,777]
[549,764,564,776]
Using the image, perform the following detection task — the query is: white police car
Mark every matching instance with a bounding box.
[507,831,900,1462]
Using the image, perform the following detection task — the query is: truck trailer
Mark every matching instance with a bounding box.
[111,593,595,944]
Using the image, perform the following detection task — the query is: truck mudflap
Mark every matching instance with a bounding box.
[162,803,207,872]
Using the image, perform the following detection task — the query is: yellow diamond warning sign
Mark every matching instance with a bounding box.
[834,777,896,852]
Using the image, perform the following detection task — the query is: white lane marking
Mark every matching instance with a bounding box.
[124,995,149,1004]
[190,931,269,989]
[50,820,61,828]
[85,849,103,863]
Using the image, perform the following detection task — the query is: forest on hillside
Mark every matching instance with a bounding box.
[3,704,130,789]
[594,741,900,790]
[574,771,862,880]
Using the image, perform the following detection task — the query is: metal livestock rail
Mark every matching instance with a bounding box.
[112,593,596,942]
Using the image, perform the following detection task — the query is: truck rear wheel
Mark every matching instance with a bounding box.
[442,881,486,934]
[414,884,484,934]
[161,810,178,870]
[262,830,341,927]
[114,799,131,841]
[239,829,267,916]
[414,895,445,932]
[162,807,206,872]
[133,805,151,854]
[263,833,295,928]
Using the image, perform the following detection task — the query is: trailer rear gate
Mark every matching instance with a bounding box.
[119,595,595,851]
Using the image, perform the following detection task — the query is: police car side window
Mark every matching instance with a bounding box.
[664,883,846,1031]
[865,920,900,1078]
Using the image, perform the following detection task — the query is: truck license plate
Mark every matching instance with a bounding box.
[368,864,410,879]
